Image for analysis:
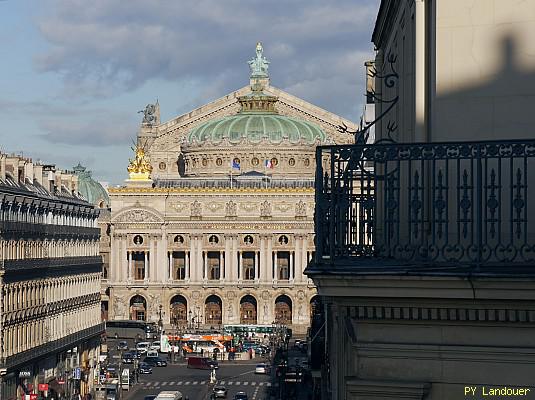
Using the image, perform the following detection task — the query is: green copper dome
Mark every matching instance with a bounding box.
[187,86,326,145]
[188,113,326,145]
[73,164,109,207]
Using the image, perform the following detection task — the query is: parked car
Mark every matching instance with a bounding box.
[154,391,183,400]
[233,392,248,400]
[144,396,158,400]
[146,350,159,358]
[187,356,218,370]
[143,356,167,367]
[137,342,150,353]
[138,362,153,374]
[212,386,228,398]
[130,349,142,359]
[150,341,161,351]
[255,363,269,374]
[122,352,135,364]
[117,340,129,351]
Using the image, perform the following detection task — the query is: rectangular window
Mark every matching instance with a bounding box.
[277,252,290,280]
[208,251,220,280]
[172,251,186,280]
[132,252,145,280]
[243,252,255,280]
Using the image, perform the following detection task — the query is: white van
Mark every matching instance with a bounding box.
[136,342,150,353]
[155,391,183,400]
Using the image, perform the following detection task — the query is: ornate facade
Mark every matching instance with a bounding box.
[106,44,357,334]
[0,153,103,400]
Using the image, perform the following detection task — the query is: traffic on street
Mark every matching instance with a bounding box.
[96,324,312,400]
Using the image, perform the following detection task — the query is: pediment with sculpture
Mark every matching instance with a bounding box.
[111,207,164,224]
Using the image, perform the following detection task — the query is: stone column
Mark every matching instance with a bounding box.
[224,236,231,282]
[254,251,259,281]
[219,251,224,281]
[259,235,267,282]
[168,252,173,281]
[203,251,208,281]
[238,250,243,281]
[273,251,278,282]
[196,236,203,282]
[144,251,149,282]
[123,238,129,281]
[149,236,156,281]
[290,251,294,281]
[294,236,302,283]
[185,251,190,280]
[267,236,273,282]
[231,236,238,282]
[302,236,309,282]
[189,236,197,282]
[157,230,168,283]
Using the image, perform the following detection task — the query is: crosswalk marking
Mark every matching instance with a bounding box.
[141,380,273,387]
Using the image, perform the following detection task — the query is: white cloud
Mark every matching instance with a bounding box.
[34,0,379,119]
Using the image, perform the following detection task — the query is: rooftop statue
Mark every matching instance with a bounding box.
[139,103,157,125]
[127,142,153,180]
[248,42,269,78]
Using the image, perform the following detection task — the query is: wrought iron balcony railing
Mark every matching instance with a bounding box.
[3,256,102,271]
[0,221,100,239]
[313,139,535,270]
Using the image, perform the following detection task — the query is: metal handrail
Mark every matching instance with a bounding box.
[314,139,535,270]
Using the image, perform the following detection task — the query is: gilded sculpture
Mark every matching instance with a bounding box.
[127,142,153,180]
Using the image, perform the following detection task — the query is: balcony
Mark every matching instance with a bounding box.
[310,139,535,273]
[3,322,105,370]
[0,221,100,239]
[3,256,102,273]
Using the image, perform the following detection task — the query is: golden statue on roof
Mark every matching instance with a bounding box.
[127,141,152,180]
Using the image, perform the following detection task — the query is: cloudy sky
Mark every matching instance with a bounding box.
[0,0,379,185]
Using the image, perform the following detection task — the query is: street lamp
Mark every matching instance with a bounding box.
[158,304,163,336]
[115,333,123,400]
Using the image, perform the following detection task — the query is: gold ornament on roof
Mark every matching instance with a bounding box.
[127,141,153,180]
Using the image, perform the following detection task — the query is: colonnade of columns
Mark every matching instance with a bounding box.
[111,233,314,285]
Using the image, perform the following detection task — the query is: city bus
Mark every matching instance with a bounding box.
[223,324,292,339]
[160,333,233,354]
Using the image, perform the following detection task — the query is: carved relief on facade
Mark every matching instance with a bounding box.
[260,201,272,218]
[190,201,202,218]
[239,202,257,213]
[225,201,237,217]
[275,202,292,212]
[207,202,223,213]
[113,208,162,223]
[295,200,307,217]
[169,202,188,213]
[114,297,126,318]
